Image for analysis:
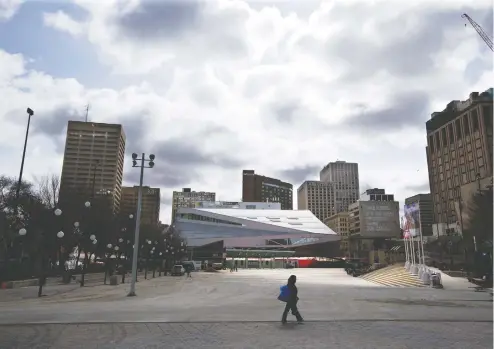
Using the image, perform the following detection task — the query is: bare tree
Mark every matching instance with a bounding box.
[33,174,60,209]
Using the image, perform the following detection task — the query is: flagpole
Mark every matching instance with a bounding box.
[418,201,425,266]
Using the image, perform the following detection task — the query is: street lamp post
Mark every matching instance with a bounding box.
[37,208,63,297]
[76,201,92,287]
[128,153,155,297]
[90,160,100,199]
[15,108,34,204]
[104,243,112,285]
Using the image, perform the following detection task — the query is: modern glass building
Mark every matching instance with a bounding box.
[175,208,339,248]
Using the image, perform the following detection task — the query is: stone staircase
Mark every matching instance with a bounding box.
[360,264,425,287]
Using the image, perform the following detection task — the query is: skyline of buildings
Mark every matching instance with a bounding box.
[52,87,492,239]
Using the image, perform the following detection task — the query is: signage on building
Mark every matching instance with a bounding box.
[360,201,400,238]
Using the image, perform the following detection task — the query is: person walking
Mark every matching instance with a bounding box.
[281,275,304,324]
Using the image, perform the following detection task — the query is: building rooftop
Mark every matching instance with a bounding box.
[426,88,493,133]
[194,208,337,236]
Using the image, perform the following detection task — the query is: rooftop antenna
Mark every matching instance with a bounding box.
[84,104,90,122]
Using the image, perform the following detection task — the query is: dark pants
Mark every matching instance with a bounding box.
[282,300,303,322]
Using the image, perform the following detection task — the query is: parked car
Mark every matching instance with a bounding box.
[182,261,196,272]
[171,265,185,276]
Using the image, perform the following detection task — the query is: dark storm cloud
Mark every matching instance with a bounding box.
[8,105,85,153]
[7,105,83,138]
[116,0,204,40]
[123,131,243,188]
[125,166,197,188]
[338,91,430,131]
[324,5,491,80]
[405,182,431,193]
[279,165,319,184]
[154,138,242,168]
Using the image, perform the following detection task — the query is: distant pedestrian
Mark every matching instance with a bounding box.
[186,266,192,278]
[280,275,303,324]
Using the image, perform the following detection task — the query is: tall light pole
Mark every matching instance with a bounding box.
[127,153,155,297]
[15,108,34,206]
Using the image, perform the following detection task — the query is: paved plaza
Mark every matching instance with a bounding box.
[0,269,492,348]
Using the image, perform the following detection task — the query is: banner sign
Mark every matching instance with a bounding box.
[403,202,420,237]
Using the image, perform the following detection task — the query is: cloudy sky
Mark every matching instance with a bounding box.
[1,0,492,223]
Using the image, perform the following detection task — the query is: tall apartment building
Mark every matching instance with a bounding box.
[324,212,350,256]
[404,193,433,237]
[121,186,160,226]
[59,121,125,213]
[297,180,335,222]
[172,188,215,221]
[426,88,493,234]
[242,170,293,210]
[320,161,359,213]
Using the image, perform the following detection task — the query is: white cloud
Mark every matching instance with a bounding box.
[1,0,493,223]
[0,0,23,20]
[43,10,85,36]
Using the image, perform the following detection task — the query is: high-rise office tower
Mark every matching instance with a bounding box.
[121,186,160,226]
[59,121,126,213]
[171,188,215,221]
[242,170,293,210]
[426,88,493,234]
[320,161,359,213]
[297,180,335,221]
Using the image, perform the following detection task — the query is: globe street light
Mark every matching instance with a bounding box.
[57,231,64,238]
[90,234,96,241]
[129,214,134,219]
[19,228,27,236]
[74,222,80,228]
[85,201,91,208]
[54,208,62,216]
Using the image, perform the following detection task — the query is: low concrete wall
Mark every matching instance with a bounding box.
[1,279,39,289]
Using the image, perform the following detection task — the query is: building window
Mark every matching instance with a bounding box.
[472,109,479,131]
[455,119,462,139]
[463,114,470,135]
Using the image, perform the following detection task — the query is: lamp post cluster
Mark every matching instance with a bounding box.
[18,206,65,297]
[128,153,155,297]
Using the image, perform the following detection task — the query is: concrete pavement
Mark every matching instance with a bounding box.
[1,321,491,349]
[0,271,149,303]
[0,269,491,324]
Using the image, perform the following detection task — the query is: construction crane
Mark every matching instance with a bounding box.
[462,13,494,52]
